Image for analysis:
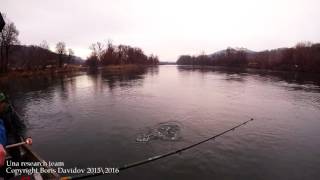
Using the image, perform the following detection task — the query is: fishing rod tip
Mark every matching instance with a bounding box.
[250,118,254,121]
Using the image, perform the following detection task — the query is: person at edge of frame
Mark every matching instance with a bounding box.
[0,92,32,179]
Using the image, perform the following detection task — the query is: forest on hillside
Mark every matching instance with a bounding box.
[0,14,81,73]
[177,42,320,73]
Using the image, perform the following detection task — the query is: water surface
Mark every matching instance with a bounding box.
[2,65,320,180]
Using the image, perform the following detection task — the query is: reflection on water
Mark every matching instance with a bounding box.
[1,65,320,180]
[177,65,320,89]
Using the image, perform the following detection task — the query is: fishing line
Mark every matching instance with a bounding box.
[62,118,254,180]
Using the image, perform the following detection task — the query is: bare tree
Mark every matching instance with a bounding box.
[0,15,19,73]
[38,40,51,69]
[87,40,159,66]
[89,42,104,61]
[0,13,5,31]
[56,41,66,67]
[39,40,49,50]
[68,48,74,64]
[296,41,312,48]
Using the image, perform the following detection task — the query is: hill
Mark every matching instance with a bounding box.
[8,45,83,70]
[177,43,320,73]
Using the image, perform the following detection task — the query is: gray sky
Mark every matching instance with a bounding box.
[1,0,320,61]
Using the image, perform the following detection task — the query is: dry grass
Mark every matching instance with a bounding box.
[0,66,87,81]
[101,64,140,70]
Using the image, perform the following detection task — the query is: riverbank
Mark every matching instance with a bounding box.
[100,64,154,72]
[0,64,157,81]
[177,64,320,75]
[0,65,87,81]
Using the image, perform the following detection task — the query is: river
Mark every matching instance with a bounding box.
[2,65,320,180]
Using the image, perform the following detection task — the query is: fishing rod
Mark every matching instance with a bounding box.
[61,118,254,180]
[5,137,32,149]
[6,141,27,149]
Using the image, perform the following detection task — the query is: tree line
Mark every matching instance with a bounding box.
[0,14,159,73]
[86,41,159,68]
[0,14,80,73]
[177,42,320,73]
[7,42,80,71]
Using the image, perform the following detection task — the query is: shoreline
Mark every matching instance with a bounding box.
[0,64,158,80]
[0,66,87,80]
[176,64,320,75]
[99,64,156,71]
[1,63,318,81]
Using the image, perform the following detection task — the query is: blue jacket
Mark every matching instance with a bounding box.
[0,118,6,146]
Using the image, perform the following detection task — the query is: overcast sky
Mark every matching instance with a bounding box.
[1,0,320,61]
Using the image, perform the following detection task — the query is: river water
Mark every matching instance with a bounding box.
[2,65,320,180]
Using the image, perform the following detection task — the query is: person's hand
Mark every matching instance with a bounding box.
[0,144,6,167]
[25,137,33,145]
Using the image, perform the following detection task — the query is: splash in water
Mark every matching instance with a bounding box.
[136,122,182,142]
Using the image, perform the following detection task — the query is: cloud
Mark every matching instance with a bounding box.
[1,0,320,61]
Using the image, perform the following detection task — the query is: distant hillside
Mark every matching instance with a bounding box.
[8,45,83,70]
[177,43,320,73]
[210,48,256,57]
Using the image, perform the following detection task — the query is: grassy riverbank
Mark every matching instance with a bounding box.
[0,65,87,80]
[0,64,156,81]
[100,64,152,72]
